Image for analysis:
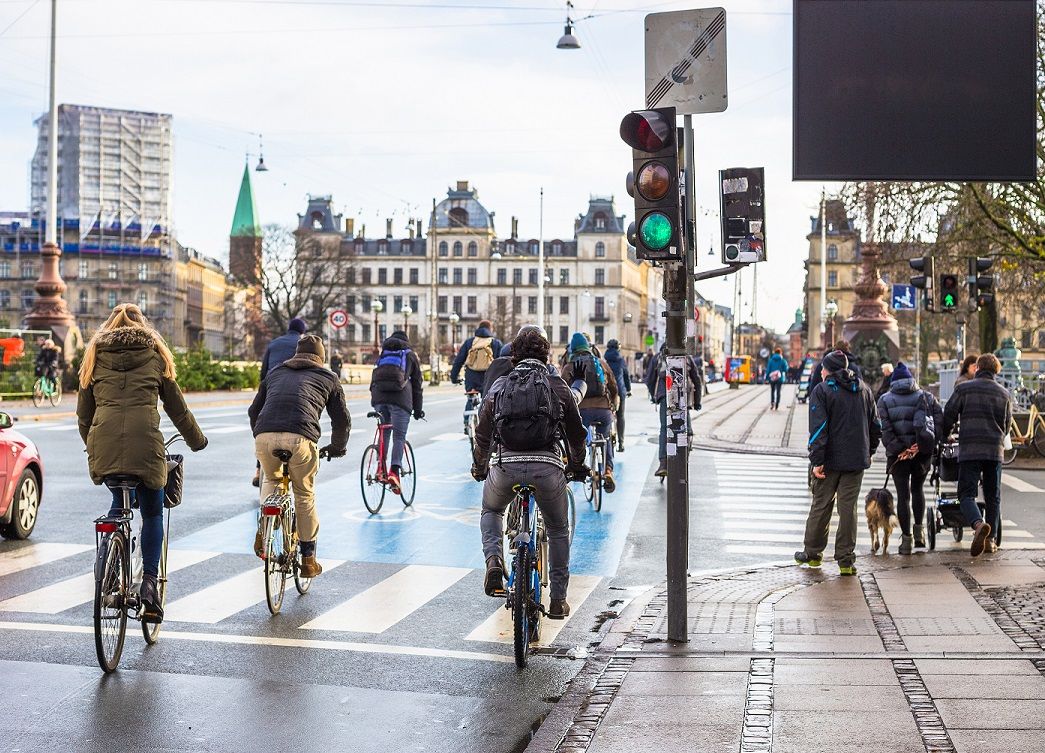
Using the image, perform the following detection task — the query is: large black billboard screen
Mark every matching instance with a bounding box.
[793,0,1036,181]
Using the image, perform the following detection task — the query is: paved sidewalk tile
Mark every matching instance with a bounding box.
[922,674,1045,700]
[618,671,747,697]
[936,699,1045,730]
[774,659,897,686]
[775,684,908,712]
[914,659,1041,676]
[950,729,1045,753]
[627,657,751,672]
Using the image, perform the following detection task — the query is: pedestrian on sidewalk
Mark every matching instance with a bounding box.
[796,350,881,575]
[603,339,631,452]
[644,344,703,478]
[940,353,1011,556]
[877,362,943,553]
[874,362,894,402]
[808,338,862,393]
[766,348,788,411]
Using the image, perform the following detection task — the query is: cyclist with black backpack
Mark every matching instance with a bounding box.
[561,332,620,493]
[370,330,425,495]
[471,326,587,619]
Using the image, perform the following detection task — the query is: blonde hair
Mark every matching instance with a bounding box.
[79,303,177,388]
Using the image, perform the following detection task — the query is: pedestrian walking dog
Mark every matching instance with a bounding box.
[865,485,898,554]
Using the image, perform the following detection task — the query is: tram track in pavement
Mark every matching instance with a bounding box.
[702,384,800,453]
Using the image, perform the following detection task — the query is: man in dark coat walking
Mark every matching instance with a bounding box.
[808,338,862,393]
[940,353,1012,556]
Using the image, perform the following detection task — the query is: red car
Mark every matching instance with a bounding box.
[0,412,43,539]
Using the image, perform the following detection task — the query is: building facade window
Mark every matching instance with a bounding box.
[108,262,119,280]
[595,241,606,258]
[392,268,401,284]
[0,262,10,279]
[438,268,448,285]
[0,290,9,309]
[453,241,463,257]
[560,296,569,314]
[77,289,87,314]
[595,268,605,286]
[138,291,148,313]
[827,244,838,261]
[347,324,357,343]
[438,295,448,313]
[594,296,605,318]
[393,295,403,313]
[361,294,371,310]
[497,268,507,285]
[545,296,553,315]
[467,241,478,257]
[377,240,389,255]
[107,291,117,308]
[78,259,89,279]
[347,267,357,285]
[409,268,419,284]
[409,295,418,311]
[559,326,568,344]
[560,269,569,285]
[552,241,562,255]
[594,213,607,230]
[400,241,412,255]
[378,268,388,284]
[439,241,448,257]
[530,241,539,254]
[452,268,462,285]
[22,289,34,309]
[361,323,371,344]
[362,268,372,285]
[513,269,523,286]
[528,269,538,286]
[467,296,477,314]
[467,268,477,286]
[20,261,34,279]
[594,325,605,343]
[827,270,838,287]
[528,296,537,315]
[453,295,462,314]
[347,294,356,313]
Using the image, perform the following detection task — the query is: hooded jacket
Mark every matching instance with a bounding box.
[249,354,351,451]
[369,335,424,414]
[603,344,632,396]
[766,353,789,381]
[808,368,881,472]
[941,370,1013,463]
[808,350,861,392]
[877,377,943,457]
[77,327,207,490]
[450,326,503,393]
[261,329,303,380]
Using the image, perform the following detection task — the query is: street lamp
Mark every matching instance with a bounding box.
[449,311,460,354]
[824,299,839,349]
[556,1,581,49]
[371,299,384,355]
[401,304,412,333]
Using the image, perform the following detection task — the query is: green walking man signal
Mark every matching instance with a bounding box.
[939,273,960,310]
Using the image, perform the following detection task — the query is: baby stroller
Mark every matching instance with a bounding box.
[925,440,1001,550]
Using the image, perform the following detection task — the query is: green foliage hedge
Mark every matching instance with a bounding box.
[174,346,260,392]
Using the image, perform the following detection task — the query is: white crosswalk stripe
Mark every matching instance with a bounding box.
[701,451,1042,556]
[0,543,603,648]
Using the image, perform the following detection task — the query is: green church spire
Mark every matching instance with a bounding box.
[231,163,261,237]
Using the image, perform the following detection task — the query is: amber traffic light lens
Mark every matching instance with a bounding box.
[636,162,671,201]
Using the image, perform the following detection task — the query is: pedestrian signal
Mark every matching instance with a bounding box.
[939,274,959,310]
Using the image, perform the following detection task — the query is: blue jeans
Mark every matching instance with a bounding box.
[769,380,782,408]
[957,459,1001,537]
[375,403,411,469]
[109,486,164,577]
[580,407,615,471]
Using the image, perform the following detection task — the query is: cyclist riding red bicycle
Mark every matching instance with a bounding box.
[248,334,350,577]
[369,330,424,495]
[471,325,587,619]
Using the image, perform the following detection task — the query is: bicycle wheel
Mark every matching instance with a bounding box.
[360,444,386,514]
[263,514,287,614]
[591,446,604,513]
[142,533,168,644]
[31,379,44,409]
[49,379,62,407]
[94,534,128,673]
[292,510,312,595]
[1032,419,1045,457]
[512,543,532,669]
[399,441,417,507]
[1002,444,1018,465]
[566,488,576,545]
[583,444,596,504]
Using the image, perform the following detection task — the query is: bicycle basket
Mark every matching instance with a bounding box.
[164,454,185,508]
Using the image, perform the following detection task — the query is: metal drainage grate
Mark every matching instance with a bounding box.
[859,572,907,652]
[740,658,774,753]
[554,657,633,752]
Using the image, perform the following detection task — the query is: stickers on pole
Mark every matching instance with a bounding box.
[665,355,688,457]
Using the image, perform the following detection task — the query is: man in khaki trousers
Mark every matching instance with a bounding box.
[248,334,350,577]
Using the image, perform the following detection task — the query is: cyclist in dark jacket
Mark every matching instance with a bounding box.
[249,334,350,577]
[797,350,881,576]
[877,362,943,553]
[370,331,424,494]
[450,321,502,394]
[603,340,631,453]
[35,339,61,385]
[260,318,307,380]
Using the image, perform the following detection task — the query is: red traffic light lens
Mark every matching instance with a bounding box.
[636,162,671,201]
[620,110,674,152]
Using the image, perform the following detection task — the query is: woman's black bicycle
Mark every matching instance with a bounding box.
[92,435,183,673]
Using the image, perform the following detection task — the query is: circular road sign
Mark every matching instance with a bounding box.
[759,347,770,359]
[329,310,348,329]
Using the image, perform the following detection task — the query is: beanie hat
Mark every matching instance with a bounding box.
[892,361,913,382]
[288,318,308,334]
[570,332,590,353]
[390,330,409,343]
[607,339,620,350]
[295,334,326,363]
[822,350,849,374]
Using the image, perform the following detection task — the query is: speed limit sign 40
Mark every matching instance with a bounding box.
[329,309,348,329]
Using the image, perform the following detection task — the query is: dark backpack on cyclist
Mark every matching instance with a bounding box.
[570,352,606,398]
[493,362,563,451]
[372,348,409,390]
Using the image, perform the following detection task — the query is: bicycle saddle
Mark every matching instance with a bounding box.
[103,474,142,490]
[511,484,536,494]
[465,390,480,396]
[272,449,293,463]
[367,411,382,419]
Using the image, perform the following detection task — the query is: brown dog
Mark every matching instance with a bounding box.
[865,487,898,554]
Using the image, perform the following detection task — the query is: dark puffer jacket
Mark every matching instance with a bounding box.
[369,335,424,414]
[450,326,503,393]
[260,330,302,380]
[77,327,207,490]
[249,356,351,452]
[941,370,1013,463]
[603,344,631,396]
[808,369,881,472]
[877,377,944,457]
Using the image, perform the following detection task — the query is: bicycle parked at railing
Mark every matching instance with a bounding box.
[259,445,337,614]
[360,411,417,514]
[92,435,182,673]
[464,390,481,454]
[1003,402,1045,465]
[32,372,61,408]
[582,424,607,511]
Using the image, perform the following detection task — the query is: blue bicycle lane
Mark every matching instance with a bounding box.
[175,433,658,578]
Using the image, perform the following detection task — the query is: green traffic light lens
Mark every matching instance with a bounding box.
[639,213,672,251]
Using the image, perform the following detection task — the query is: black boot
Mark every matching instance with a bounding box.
[548,599,571,619]
[140,574,164,624]
[484,556,506,596]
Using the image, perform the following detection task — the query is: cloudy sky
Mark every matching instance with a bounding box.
[0,0,841,332]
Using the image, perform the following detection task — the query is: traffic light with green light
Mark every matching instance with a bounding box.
[909,255,935,311]
[620,107,683,261]
[939,273,960,310]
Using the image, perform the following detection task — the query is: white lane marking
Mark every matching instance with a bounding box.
[998,542,1045,549]
[725,544,802,556]
[464,574,601,645]
[0,543,92,578]
[204,425,250,435]
[1002,475,1044,493]
[164,558,344,623]
[300,564,471,633]
[34,424,80,432]
[432,432,468,442]
[0,549,218,614]
[0,621,515,664]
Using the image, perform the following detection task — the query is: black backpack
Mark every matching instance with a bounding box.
[372,348,409,389]
[493,363,563,451]
[571,352,606,398]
